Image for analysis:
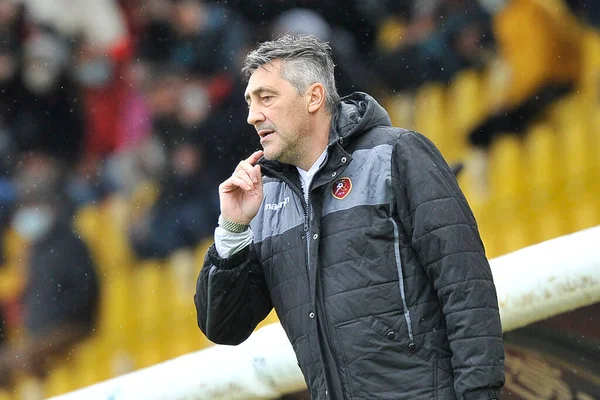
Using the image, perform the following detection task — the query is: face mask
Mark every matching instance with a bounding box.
[23,65,58,94]
[75,58,113,88]
[179,85,209,125]
[12,206,54,242]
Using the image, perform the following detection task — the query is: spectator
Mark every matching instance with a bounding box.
[224,0,379,56]
[564,0,600,28]
[199,75,261,184]
[18,0,132,160]
[134,0,177,64]
[22,0,135,203]
[21,0,128,50]
[0,153,99,389]
[374,0,494,91]
[0,0,25,128]
[133,0,259,193]
[167,0,249,77]
[67,60,154,204]
[469,0,583,149]
[271,8,381,95]
[129,138,219,260]
[147,64,258,191]
[6,32,85,166]
[467,0,584,194]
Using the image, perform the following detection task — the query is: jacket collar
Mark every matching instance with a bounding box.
[259,91,391,188]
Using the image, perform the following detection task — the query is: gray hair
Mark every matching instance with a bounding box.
[241,34,340,114]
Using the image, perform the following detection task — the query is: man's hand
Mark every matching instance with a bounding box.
[219,151,264,225]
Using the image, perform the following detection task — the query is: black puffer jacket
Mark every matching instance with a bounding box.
[195,92,505,399]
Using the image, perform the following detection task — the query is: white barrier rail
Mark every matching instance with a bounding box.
[51,226,600,400]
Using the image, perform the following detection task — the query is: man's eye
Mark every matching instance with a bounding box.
[261,96,272,102]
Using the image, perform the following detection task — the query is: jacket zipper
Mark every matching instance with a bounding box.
[303,148,330,270]
[304,208,310,267]
[390,219,415,343]
[264,146,340,397]
[303,186,310,268]
[205,265,218,338]
[304,151,341,399]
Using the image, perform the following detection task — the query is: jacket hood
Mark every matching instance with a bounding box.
[331,92,392,142]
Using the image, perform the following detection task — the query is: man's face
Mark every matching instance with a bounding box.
[244,60,311,165]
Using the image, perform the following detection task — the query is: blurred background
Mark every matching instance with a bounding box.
[0,0,598,398]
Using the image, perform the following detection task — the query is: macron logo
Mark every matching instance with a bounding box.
[264,197,290,211]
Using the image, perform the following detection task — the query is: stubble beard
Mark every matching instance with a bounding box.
[264,139,292,164]
[263,115,311,167]
[280,129,312,167]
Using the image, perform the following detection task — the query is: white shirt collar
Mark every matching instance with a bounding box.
[297,150,328,202]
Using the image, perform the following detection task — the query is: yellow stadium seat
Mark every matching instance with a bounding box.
[91,196,136,277]
[447,69,485,161]
[43,361,74,398]
[526,124,559,195]
[549,93,599,233]
[481,59,512,115]
[182,311,213,356]
[130,180,160,219]
[550,94,591,175]
[489,136,525,204]
[593,109,600,217]
[473,199,502,259]
[448,70,485,132]
[566,190,598,233]
[131,262,165,368]
[163,250,197,358]
[98,268,134,359]
[383,93,414,130]
[194,237,214,270]
[68,337,107,390]
[580,28,600,104]
[0,230,26,304]
[168,249,199,301]
[413,83,450,159]
[0,261,25,305]
[73,205,101,257]
[488,135,531,254]
[492,0,582,109]
[524,124,568,243]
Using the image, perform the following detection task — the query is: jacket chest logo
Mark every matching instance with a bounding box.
[264,196,290,211]
[332,177,352,200]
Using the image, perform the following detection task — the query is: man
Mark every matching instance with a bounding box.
[194,35,504,399]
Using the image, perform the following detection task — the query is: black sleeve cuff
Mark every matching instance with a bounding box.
[207,243,251,270]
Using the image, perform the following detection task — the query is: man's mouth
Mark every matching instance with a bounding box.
[258,129,275,142]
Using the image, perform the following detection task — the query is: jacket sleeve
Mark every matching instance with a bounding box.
[392,131,505,400]
[194,243,273,345]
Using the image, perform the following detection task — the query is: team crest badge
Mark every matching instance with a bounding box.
[332,177,352,200]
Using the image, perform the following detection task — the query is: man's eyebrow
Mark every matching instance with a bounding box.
[244,86,278,102]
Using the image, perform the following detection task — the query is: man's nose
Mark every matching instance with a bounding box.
[247,104,265,126]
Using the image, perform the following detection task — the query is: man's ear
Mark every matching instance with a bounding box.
[306,83,326,113]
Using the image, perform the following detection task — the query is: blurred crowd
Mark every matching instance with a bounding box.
[0,0,599,390]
